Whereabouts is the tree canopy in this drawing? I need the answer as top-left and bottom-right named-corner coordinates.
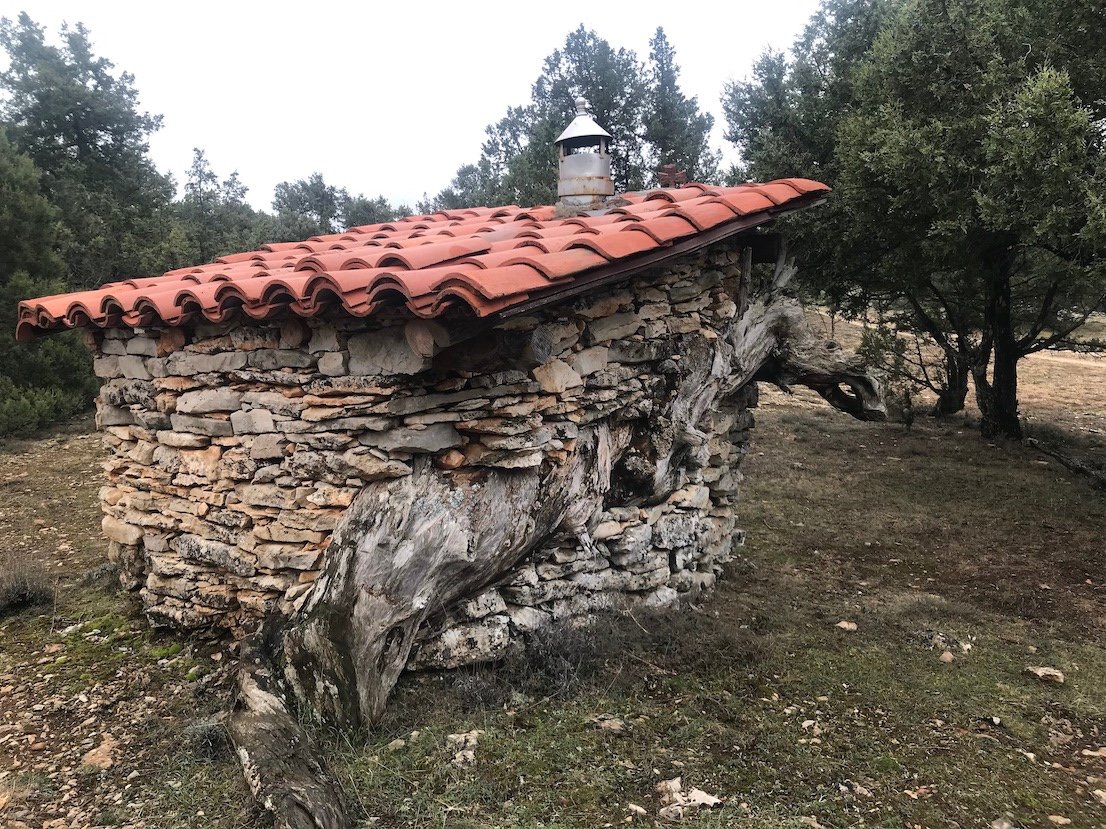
top-left (422, 25), bottom-right (722, 211)
top-left (726, 0), bottom-right (1106, 437)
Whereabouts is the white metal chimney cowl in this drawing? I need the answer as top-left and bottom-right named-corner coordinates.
top-left (555, 97), bottom-right (615, 206)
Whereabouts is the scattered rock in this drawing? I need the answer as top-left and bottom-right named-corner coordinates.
top-left (1047, 816), bottom-right (1072, 826)
top-left (836, 620), bottom-right (857, 632)
top-left (1024, 666), bottom-right (1065, 684)
top-left (589, 714), bottom-right (626, 733)
top-left (653, 775), bottom-right (722, 820)
top-left (447, 729), bottom-right (485, 767)
top-left (81, 734), bottom-right (117, 770)
top-left (939, 650), bottom-right (955, 664)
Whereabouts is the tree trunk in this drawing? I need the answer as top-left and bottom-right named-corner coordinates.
top-left (931, 351), bottom-right (969, 416)
top-left (226, 285), bottom-right (885, 829)
top-left (979, 269), bottom-right (1023, 439)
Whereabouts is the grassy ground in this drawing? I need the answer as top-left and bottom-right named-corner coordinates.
top-left (2, 354), bottom-right (1105, 828)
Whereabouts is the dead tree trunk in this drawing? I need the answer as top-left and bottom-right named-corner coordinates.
top-left (227, 279), bottom-right (884, 829)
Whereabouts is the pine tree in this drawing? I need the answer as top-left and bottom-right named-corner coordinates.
top-left (644, 27), bottom-right (720, 185)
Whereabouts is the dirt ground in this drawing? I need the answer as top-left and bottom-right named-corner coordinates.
top-left (1, 344), bottom-right (1104, 828)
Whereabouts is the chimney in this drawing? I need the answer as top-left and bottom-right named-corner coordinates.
top-left (555, 97), bottom-right (614, 208)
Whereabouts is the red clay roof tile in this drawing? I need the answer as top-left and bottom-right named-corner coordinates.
top-left (15, 179), bottom-right (828, 341)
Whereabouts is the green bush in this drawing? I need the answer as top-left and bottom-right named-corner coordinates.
top-left (0, 274), bottom-right (98, 438)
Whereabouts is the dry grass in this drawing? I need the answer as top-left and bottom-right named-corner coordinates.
top-left (0, 552), bottom-right (52, 617)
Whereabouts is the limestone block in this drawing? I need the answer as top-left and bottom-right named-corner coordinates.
top-left (670, 570), bottom-right (717, 593)
top-left (253, 543), bottom-right (322, 571)
top-left (98, 404), bottom-right (135, 427)
top-left (176, 388), bottom-right (244, 414)
top-left (607, 524), bottom-right (652, 559)
top-left (456, 590), bottom-right (508, 620)
top-left (155, 430), bottom-right (209, 448)
top-left (178, 446), bottom-right (223, 479)
top-left (348, 328), bottom-right (430, 377)
top-left (236, 484), bottom-right (310, 510)
top-left (608, 340), bottom-right (668, 364)
top-left (167, 351), bottom-right (248, 376)
top-left (411, 615), bottom-right (512, 670)
top-left (668, 314), bottom-right (702, 335)
top-left (360, 424), bottom-right (463, 454)
top-left (643, 586), bottom-right (679, 608)
top-left (591, 520), bottom-right (623, 541)
top-left (93, 356), bottom-right (122, 379)
top-left (249, 432), bottom-right (287, 460)
top-left (242, 391), bottom-right (305, 417)
top-left (102, 516), bottom-right (143, 545)
top-left (505, 604), bottom-right (550, 633)
top-left (575, 289), bottom-right (631, 319)
top-left (567, 346), bottom-right (609, 377)
top-left (668, 485), bottom-right (711, 510)
top-left (586, 312), bottom-right (641, 343)
top-left (338, 449), bottom-right (411, 480)
top-left (230, 407), bottom-right (276, 435)
top-left (117, 355), bottom-right (151, 380)
top-left (248, 349), bottom-right (317, 370)
top-left (170, 413), bottom-right (234, 437)
top-left (125, 336), bottom-right (158, 357)
top-left (168, 533), bottom-right (256, 577)
top-left (318, 351), bottom-right (348, 376)
top-left (308, 325), bottom-right (340, 353)
top-left (653, 513), bottom-right (704, 549)
top-left (611, 548), bottom-right (669, 574)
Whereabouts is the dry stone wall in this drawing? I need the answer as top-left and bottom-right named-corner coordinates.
top-left (91, 245), bottom-right (756, 669)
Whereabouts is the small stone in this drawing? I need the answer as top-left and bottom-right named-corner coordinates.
top-left (386, 738), bottom-right (406, 751)
top-left (435, 449), bottom-right (465, 470)
top-left (81, 734), bottom-right (117, 770)
top-left (532, 359), bottom-right (583, 393)
top-left (231, 408), bottom-right (276, 435)
top-left (939, 650), bottom-right (955, 664)
top-left (836, 621), bottom-right (858, 632)
top-left (1047, 816), bottom-right (1072, 825)
top-left (567, 345), bottom-right (608, 377)
top-left (101, 516), bottom-right (143, 545)
top-left (318, 351), bottom-right (348, 376)
top-left (586, 312), bottom-right (641, 342)
top-left (1024, 666), bottom-right (1064, 684)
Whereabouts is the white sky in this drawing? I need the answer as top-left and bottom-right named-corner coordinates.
top-left (1, 0), bottom-right (820, 210)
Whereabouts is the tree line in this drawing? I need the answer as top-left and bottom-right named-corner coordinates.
top-left (2, 3), bottom-right (1104, 441)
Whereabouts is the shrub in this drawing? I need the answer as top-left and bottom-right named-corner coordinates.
top-left (0, 553), bottom-right (52, 616)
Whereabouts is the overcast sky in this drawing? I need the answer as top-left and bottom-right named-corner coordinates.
top-left (1, 0), bottom-right (820, 209)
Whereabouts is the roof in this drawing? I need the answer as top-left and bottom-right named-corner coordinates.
top-left (15, 178), bottom-right (828, 342)
top-left (556, 97), bottom-right (613, 145)
top-left (556, 113), bottom-right (612, 144)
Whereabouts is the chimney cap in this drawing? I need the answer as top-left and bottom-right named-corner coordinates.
top-left (555, 97), bottom-right (612, 145)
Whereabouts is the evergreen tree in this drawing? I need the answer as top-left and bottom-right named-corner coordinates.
top-left (177, 149), bottom-right (269, 262)
top-left (272, 173), bottom-right (347, 239)
top-left (0, 13), bottom-right (179, 286)
top-left (838, 0), bottom-right (1105, 438)
top-left (428, 26), bottom-right (725, 211)
top-left (0, 129), bottom-right (97, 436)
top-left (644, 27), bottom-right (720, 184)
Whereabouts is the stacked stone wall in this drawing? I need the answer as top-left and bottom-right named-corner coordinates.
top-left (91, 245), bottom-right (756, 668)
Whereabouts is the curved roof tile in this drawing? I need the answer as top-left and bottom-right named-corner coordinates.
top-left (15, 178), bottom-right (828, 341)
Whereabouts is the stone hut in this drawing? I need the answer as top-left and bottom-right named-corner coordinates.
top-left (15, 106), bottom-right (880, 698)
